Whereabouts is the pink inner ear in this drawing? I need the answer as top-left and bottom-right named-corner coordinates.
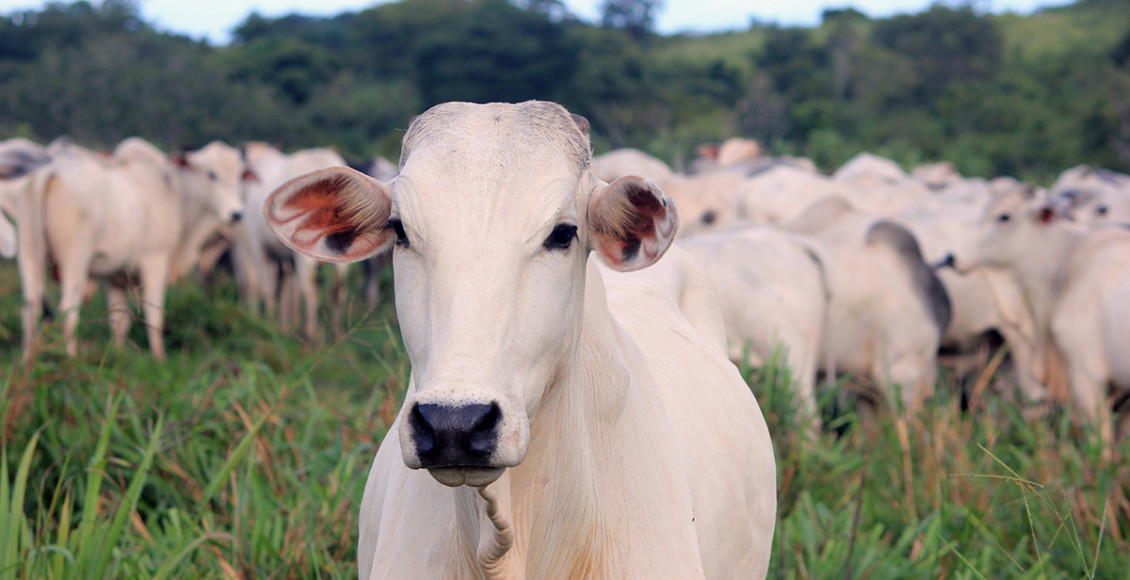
top-left (1038, 206), bottom-right (1055, 224)
top-left (277, 182), bottom-right (356, 252)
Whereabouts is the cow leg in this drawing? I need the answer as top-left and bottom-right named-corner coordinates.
top-left (139, 256), bottom-right (169, 361)
top-left (16, 235), bottom-right (45, 359)
top-left (106, 282), bottom-right (131, 347)
top-left (295, 256), bottom-right (320, 341)
top-left (57, 258), bottom-right (92, 358)
top-left (277, 261), bottom-right (296, 331)
top-left (997, 323), bottom-right (1048, 405)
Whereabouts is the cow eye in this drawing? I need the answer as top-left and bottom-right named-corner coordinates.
top-left (207, 170), bottom-right (218, 181)
top-left (1096, 205), bottom-right (1109, 216)
top-left (387, 218), bottom-right (409, 248)
top-left (544, 223), bottom-right (577, 251)
top-left (996, 213), bottom-right (1011, 223)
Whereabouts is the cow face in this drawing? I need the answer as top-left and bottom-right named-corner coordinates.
top-left (951, 185), bottom-right (1051, 272)
top-left (263, 101), bottom-right (677, 488)
top-left (178, 142), bottom-right (247, 224)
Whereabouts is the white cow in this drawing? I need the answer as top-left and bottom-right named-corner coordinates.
top-left (786, 196), bottom-right (951, 414)
top-left (16, 138), bottom-right (245, 360)
top-left (263, 101), bottom-right (777, 579)
top-left (236, 143), bottom-right (351, 340)
top-left (894, 186), bottom-right (1047, 404)
top-left (679, 225), bottom-right (828, 430)
top-left (952, 189), bottom-right (1130, 446)
top-left (1049, 165), bottom-right (1130, 226)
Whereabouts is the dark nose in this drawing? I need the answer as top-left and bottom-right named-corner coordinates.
top-left (932, 253), bottom-right (956, 270)
top-left (410, 402), bottom-right (501, 468)
top-left (230, 211), bottom-right (243, 223)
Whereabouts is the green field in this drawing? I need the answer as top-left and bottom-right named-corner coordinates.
top-left (1, 260), bottom-right (1128, 578)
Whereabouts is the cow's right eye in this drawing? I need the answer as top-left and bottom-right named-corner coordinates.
top-left (387, 219), bottom-right (409, 248)
top-left (996, 213), bottom-right (1011, 223)
top-left (544, 223), bottom-right (577, 251)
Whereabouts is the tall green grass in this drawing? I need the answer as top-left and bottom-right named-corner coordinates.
top-left (1, 260), bottom-right (1128, 577)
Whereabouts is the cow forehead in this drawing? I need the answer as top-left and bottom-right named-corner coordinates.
top-left (393, 163), bottom-right (582, 243)
top-left (190, 142), bottom-right (241, 175)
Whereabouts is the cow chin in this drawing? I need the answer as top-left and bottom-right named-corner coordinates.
top-left (427, 466), bottom-right (506, 488)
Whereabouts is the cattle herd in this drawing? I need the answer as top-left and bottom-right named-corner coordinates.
top-left (1, 100), bottom-right (1129, 577)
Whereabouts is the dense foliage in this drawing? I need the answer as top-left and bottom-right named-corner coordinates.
top-left (2, 0), bottom-right (1128, 182)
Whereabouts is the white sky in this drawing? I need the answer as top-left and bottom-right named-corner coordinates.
top-left (0, 0), bottom-right (1074, 45)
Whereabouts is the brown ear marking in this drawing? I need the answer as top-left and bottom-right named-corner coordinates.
top-left (590, 176), bottom-right (675, 268)
top-left (266, 168), bottom-right (396, 262)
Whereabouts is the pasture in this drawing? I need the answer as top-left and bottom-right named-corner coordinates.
top-left (1, 258), bottom-right (1127, 578)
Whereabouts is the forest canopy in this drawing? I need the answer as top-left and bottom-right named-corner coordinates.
top-left (2, 0), bottom-right (1129, 182)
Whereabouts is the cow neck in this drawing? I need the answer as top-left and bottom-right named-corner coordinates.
top-left (1014, 222), bottom-right (1083, 327)
top-left (450, 262), bottom-right (633, 580)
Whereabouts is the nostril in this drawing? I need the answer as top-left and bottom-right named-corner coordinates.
top-left (410, 404), bottom-right (437, 454)
top-left (230, 211), bottom-right (243, 223)
top-left (467, 403), bottom-right (501, 454)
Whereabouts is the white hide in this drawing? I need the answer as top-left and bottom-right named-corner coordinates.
top-left (590, 147), bottom-right (676, 184)
top-left (679, 225), bottom-right (828, 427)
top-left (1051, 227), bottom-right (1130, 443)
top-left (785, 197), bottom-right (948, 413)
top-left (262, 101), bottom-right (776, 579)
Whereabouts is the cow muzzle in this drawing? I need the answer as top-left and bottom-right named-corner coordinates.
top-left (399, 385), bottom-right (530, 487)
top-left (410, 402), bottom-right (501, 467)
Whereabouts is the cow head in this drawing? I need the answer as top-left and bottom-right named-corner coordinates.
top-left (950, 184), bottom-right (1054, 273)
top-left (175, 142), bottom-right (247, 224)
top-left (264, 101), bottom-right (677, 488)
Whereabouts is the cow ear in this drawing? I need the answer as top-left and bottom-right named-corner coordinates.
top-left (1036, 204), bottom-right (1056, 225)
top-left (588, 176), bottom-right (678, 272)
top-left (264, 166), bottom-right (395, 263)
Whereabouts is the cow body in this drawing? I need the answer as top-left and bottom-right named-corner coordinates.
top-left (786, 197), bottom-right (950, 413)
top-left (679, 225), bottom-right (828, 429)
top-left (263, 101), bottom-right (776, 579)
top-left (17, 138), bottom-right (244, 359)
top-left (236, 143), bottom-right (351, 339)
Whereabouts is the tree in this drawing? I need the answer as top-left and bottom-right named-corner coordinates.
top-left (600, 0), bottom-right (661, 41)
top-left (411, 0), bottom-right (578, 106)
top-left (870, 6), bottom-right (1002, 105)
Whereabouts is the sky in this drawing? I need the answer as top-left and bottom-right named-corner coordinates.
top-left (0, 0), bottom-right (1074, 45)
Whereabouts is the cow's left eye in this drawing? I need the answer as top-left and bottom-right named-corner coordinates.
top-left (544, 223), bottom-right (577, 251)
